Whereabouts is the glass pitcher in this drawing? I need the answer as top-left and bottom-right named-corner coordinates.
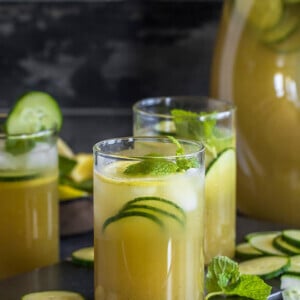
top-left (210, 0), bottom-right (300, 226)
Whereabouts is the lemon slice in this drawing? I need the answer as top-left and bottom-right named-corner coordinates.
top-left (70, 153), bottom-right (93, 183)
top-left (57, 137), bottom-right (75, 159)
top-left (59, 184), bottom-right (88, 200)
top-left (236, 0), bottom-right (283, 31)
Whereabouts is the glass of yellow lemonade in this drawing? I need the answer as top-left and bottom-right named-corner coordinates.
top-left (93, 136), bottom-right (205, 300)
top-left (0, 114), bottom-right (59, 279)
top-left (210, 0), bottom-right (300, 226)
top-left (133, 97), bottom-right (236, 264)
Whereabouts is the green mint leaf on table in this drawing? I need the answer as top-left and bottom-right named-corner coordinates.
top-left (123, 136), bottom-right (198, 176)
top-left (205, 256), bottom-right (272, 300)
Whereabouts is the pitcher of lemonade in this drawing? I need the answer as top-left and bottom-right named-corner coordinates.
top-left (211, 0), bottom-right (300, 226)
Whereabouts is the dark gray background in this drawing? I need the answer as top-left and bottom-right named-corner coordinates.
top-left (0, 0), bottom-right (223, 151)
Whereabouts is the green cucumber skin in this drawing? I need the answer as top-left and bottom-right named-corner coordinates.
top-left (102, 210), bottom-right (164, 232)
top-left (273, 236), bottom-right (300, 255)
top-left (206, 147), bottom-right (235, 174)
top-left (282, 230), bottom-right (300, 248)
top-left (121, 204), bottom-right (185, 227)
top-left (0, 173), bottom-right (39, 182)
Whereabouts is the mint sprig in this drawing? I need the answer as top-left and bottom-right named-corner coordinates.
top-left (123, 136), bottom-right (199, 176)
top-left (171, 109), bottom-right (218, 158)
top-left (206, 256), bottom-right (272, 300)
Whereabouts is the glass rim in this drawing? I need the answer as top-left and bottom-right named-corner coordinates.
top-left (0, 113), bottom-right (58, 140)
top-left (93, 136), bottom-right (205, 161)
top-left (133, 96), bottom-right (235, 120)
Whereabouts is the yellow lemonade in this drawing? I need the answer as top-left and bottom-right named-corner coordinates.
top-left (94, 159), bottom-right (205, 300)
top-left (211, 0), bottom-right (300, 225)
top-left (133, 98), bottom-right (236, 263)
top-left (0, 172), bottom-right (59, 279)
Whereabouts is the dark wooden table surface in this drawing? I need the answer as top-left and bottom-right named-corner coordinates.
top-left (0, 214), bottom-right (289, 300)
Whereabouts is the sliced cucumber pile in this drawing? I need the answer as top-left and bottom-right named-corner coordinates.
top-left (71, 247), bottom-right (94, 267)
top-left (22, 290), bottom-right (85, 300)
top-left (102, 196), bottom-right (186, 233)
top-left (236, 229), bottom-right (300, 280)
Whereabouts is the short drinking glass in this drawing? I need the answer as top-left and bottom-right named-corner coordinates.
top-left (0, 115), bottom-right (59, 279)
top-left (93, 136), bottom-right (205, 300)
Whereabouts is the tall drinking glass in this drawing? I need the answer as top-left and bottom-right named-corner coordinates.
top-left (133, 97), bottom-right (236, 264)
top-left (93, 136), bottom-right (205, 300)
top-left (0, 114), bottom-right (59, 279)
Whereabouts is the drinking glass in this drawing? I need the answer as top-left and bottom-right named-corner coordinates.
top-left (0, 114), bottom-right (59, 279)
top-left (133, 96), bottom-right (236, 263)
top-left (93, 136), bottom-right (205, 300)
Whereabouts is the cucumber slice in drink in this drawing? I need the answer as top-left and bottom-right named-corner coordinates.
top-left (273, 235), bottom-right (300, 255)
top-left (286, 255), bottom-right (300, 275)
top-left (5, 91), bottom-right (63, 135)
top-left (122, 196), bottom-right (186, 224)
top-left (239, 256), bottom-right (290, 279)
top-left (154, 120), bottom-right (176, 135)
top-left (248, 231), bottom-right (287, 256)
top-left (235, 242), bottom-right (264, 259)
top-left (71, 247), bottom-right (94, 267)
top-left (0, 171), bottom-right (39, 182)
top-left (235, 0), bottom-right (283, 31)
top-left (260, 5), bottom-right (300, 44)
top-left (282, 230), bottom-right (300, 247)
top-left (205, 148), bottom-right (235, 203)
top-left (102, 210), bottom-right (164, 233)
top-left (22, 291), bottom-right (85, 300)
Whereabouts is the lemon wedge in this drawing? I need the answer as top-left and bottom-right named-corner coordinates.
top-left (57, 137), bottom-right (75, 159)
top-left (59, 184), bottom-right (88, 200)
top-left (70, 153), bottom-right (93, 183)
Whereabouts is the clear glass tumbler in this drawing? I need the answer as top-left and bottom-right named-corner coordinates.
top-left (133, 96), bottom-right (236, 263)
top-left (0, 114), bottom-right (59, 280)
top-left (93, 136), bottom-right (205, 300)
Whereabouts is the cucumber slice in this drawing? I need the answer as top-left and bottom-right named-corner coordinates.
top-left (154, 120), bottom-right (176, 135)
top-left (235, 242), bottom-right (264, 259)
top-left (282, 288), bottom-right (300, 300)
top-left (235, 0), bottom-right (283, 31)
top-left (286, 255), bottom-right (300, 275)
top-left (281, 274), bottom-right (300, 290)
top-left (273, 235), bottom-right (300, 255)
top-left (248, 232), bottom-right (287, 256)
top-left (121, 204), bottom-right (185, 227)
top-left (0, 171), bottom-right (39, 182)
top-left (245, 230), bottom-right (280, 242)
top-left (5, 91), bottom-right (62, 135)
top-left (239, 256), bottom-right (290, 279)
top-left (260, 5), bottom-right (300, 44)
top-left (22, 291), bottom-right (85, 300)
top-left (102, 210), bottom-right (164, 232)
top-left (71, 247), bottom-right (94, 267)
top-left (282, 230), bottom-right (300, 248)
top-left (122, 196), bottom-right (186, 224)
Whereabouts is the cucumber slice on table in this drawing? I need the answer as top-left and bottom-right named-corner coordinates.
top-left (235, 242), bottom-right (264, 259)
top-left (22, 291), bottom-right (85, 300)
top-left (273, 235), bottom-right (300, 255)
top-left (5, 91), bottom-right (62, 135)
top-left (71, 247), bottom-right (94, 267)
top-left (282, 230), bottom-right (300, 248)
top-left (286, 255), bottom-right (300, 275)
top-left (281, 274), bottom-right (300, 290)
top-left (239, 256), bottom-right (290, 280)
top-left (248, 231), bottom-right (287, 256)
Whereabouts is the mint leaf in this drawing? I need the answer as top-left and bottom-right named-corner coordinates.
top-left (205, 256), bottom-right (272, 300)
top-left (206, 256), bottom-right (240, 292)
top-left (123, 158), bottom-right (178, 176)
top-left (225, 274), bottom-right (272, 300)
